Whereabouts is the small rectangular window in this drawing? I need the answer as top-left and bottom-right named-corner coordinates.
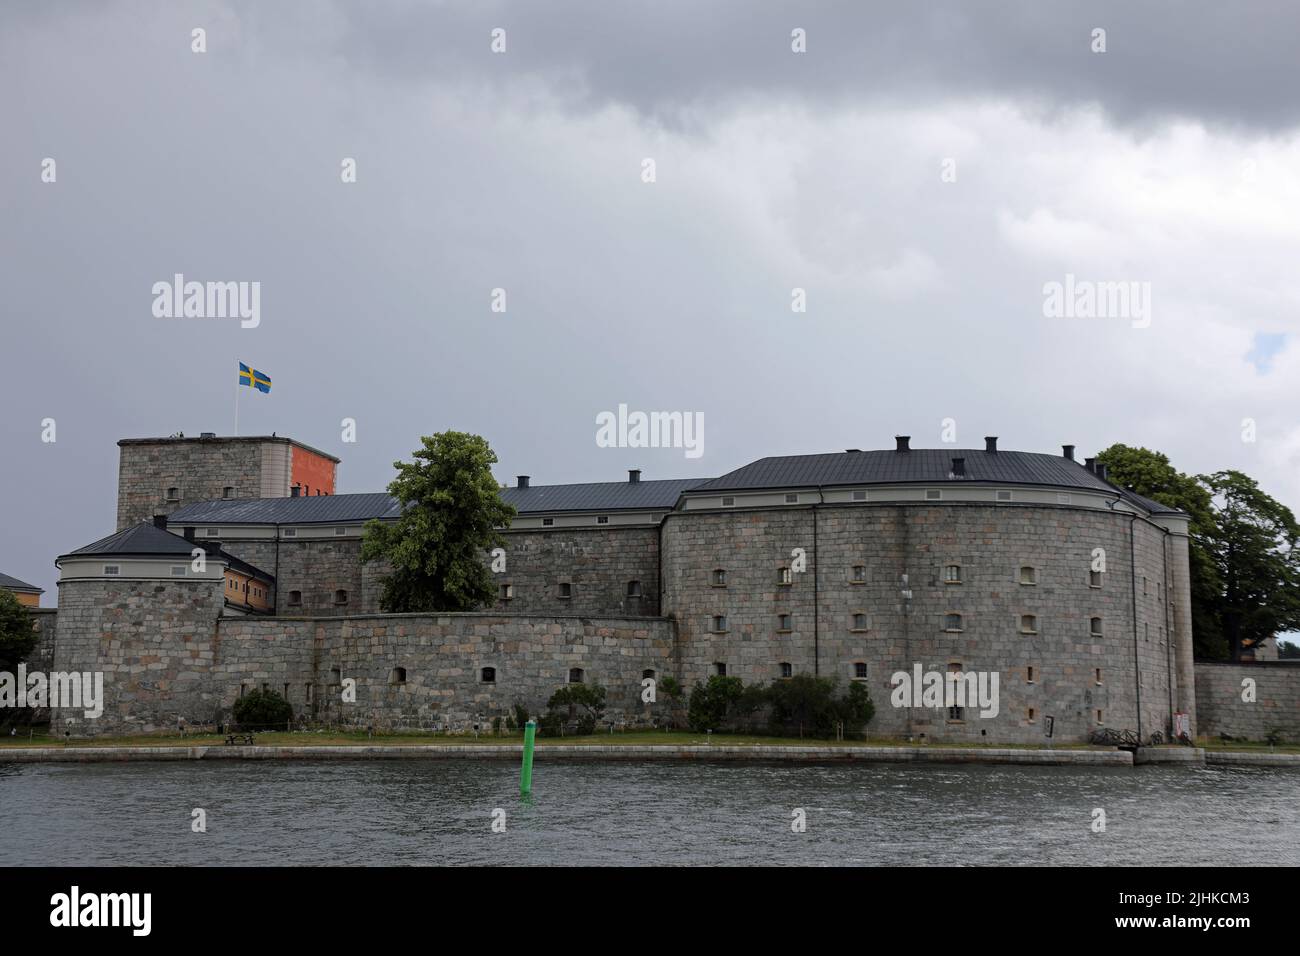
top-left (558, 582), bottom-right (572, 599)
top-left (944, 613), bottom-right (963, 631)
top-left (785, 493), bottom-right (799, 504)
top-left (1020, 566), bottom-right (1037, 585)
top-left (171, 565), bottom-right (187, 576)
top-left (1027, 665), bottom-right (1035, 683)
top-left (206, 528), bottom-right (220, 537)
top-left (852, 613), bottom-right (868, 631)
top-left (596, 515), bottom-right (609, 524)
top-left (851, 490), bottom-right (867, 502)
top-left (541, 518), bottom-right (554, 527)
top-left (721, 496), bottom-right (735, 507)
top-left (1089, 570), bottom-right (1103, 588)
top-left (777, 567), bottom-right (793, 586)
top-left (711, 615), bottom-right (727, 633)
top-left (1090, 617), bottom-right (1103, 637)
top-left (851, 565), bottom-right (866, 583)
top-left (334, 527), bottom-right (346, 536)
top-left (853, 662), bottom-right (868, 680)
top-left (925, 489), bottom-right (942, 500)
top-left (779, 662), bottom-right (793, 678)
top-left (283, 528), bottom-right (297, 538)
top-left (714, 662), bottom-right (727, 677)
top-left (996, 490), bottom-right (1013, 501)
top-left (712, 569), bottom-right (727, 587)
top-left (166, 487), bottom-right (180, 501)
top-left (103, 565), bottom-right (120, 576)
top-left (1057, 493), bottom-right (1071, 504)
top-left (1020, 614), bottom-right (1037, 634)
top-left (222, 487), bottom-right (234, 499)
top-left (944, 564), bottom-right (962, 583)
top-left (500, 584), bottom-right (513, 600)
top-left (777, 614), bottom-right (792, 631)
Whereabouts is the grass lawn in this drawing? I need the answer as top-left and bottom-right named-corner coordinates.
top-left (0, 728), bottom-right (1097, 750)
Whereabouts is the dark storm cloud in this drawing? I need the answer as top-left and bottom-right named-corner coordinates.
top-left (319, 0), bottom-right (1300, 131)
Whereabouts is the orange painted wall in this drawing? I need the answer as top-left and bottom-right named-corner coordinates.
top-left (291, 447), bottom-right (336, 496)
top-left (224, 569), bottom-right (274, 612)
top-left (11, 590), bottom-right (40, 608)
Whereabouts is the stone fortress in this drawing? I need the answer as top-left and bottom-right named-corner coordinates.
top-left (31, 433), bottom-right (1300, 742)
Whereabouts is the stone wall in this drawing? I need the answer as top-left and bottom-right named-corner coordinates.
top-left (1194, 662), bottom-right (1300, 741)
top-left (492, 527), bottom-right (662, 616)
top-left (213, 613), bottom-right (676, 731)
top-left (117, 439), bottom-right (269, 530)
top-left (661, 504), bottom-right (1182, 744)
top-left (48, 573), bottom-right (677, 735)
top-left (52, 577), bottom-right (227, 734)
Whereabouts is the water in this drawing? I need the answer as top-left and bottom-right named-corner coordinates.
top-left (1, 760), bottom-right (1296, 866)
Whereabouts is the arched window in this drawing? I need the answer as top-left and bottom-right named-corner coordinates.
top-left (944, 613), bottom-right (963, 632)
top-left (334, 589), bottom-right (348, 605)
top-left (641, 669), bottom-right (656, 679)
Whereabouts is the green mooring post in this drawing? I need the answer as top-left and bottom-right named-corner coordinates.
top-left (520, 720), bottom-right (537, 795)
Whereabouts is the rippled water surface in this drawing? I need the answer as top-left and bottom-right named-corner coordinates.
top-left (1, 760), bottom-right (1296, 865)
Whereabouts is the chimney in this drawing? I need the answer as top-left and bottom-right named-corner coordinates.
top-left (895, 435), bottom-right (910, 452)
top-left (1096, 463), bottom-right (1109, 481)
top-left (628, 469), bottom-right (641, 484)
top-left (951, 457), bottom-right (966, 477)
top-left (517, 475), bottom-right (530, 489)
top-left (291, 485), bottom-right (301, 497)
top-left (183, 527), bottom-right (195, 542)
top-left (985, 436), bottom-right (998, 453)
top-left (152, 514), bottom-right (168, 530)
top-left (1062, 444), bottom-right (1075, 461)
top-left (1084, 457), bottom-right (1096, 473)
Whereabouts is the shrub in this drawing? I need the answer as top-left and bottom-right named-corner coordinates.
top-left (546, 682), bottom-right (607, 735)
top-left (0, 590), bottom-right (37, 673)
top-left (766, 674), bottom-right (874, 738)
top-left (687, 675), bottom-right (748, 732)
top-left (512, 702), bottom-right (529, 729)
top-left (231, 689), bottom-right (293, 731)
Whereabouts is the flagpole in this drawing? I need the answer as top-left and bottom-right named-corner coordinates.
top-left (234, 362), bottom-right (240, 436)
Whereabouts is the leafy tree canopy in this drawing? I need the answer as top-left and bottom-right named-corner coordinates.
top-left (0, 590), bottom-right (37, 673)
top-left (361, 432), bottom-right (516, 613)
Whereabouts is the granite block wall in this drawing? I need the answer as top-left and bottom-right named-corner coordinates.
top-left (1195, 662), bottom-right (1300, 741)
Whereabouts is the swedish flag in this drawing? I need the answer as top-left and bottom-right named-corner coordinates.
top-left (239, 362), bottom-right (271, 394)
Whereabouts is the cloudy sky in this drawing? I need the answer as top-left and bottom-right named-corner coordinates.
top-left (3, 1), bottom-right (1300, 600)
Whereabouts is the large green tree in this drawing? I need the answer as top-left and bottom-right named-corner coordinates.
top-left (1200, 470), bottom-right (1300, 662)
top-left (0, 589), bottom-right (38, 673)
top-left (361, 432), bottom-right (516, 612)
top-left (1096, 444), bottom-right (1223, 657)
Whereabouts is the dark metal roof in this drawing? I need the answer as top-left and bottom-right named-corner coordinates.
top-left (500, 478), bottom-right (706, 513)
top-left (1116, 488), bottom-right (1185, 516)
top-left (169, 493), bottom-right (402, 525)
top-left (66, 523), bottom-right (199, 557)
top-left (59, 523), bottom-right (275, 580)
top-left (0, 571), bottom-right (42, 593)
top-left (691, 449), bottom-right (1122, 494)
top-left (167, 479), bottom-right (706, 523)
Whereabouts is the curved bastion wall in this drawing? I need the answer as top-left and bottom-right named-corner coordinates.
top-left (660, 502), bottom-right (1194, 744)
